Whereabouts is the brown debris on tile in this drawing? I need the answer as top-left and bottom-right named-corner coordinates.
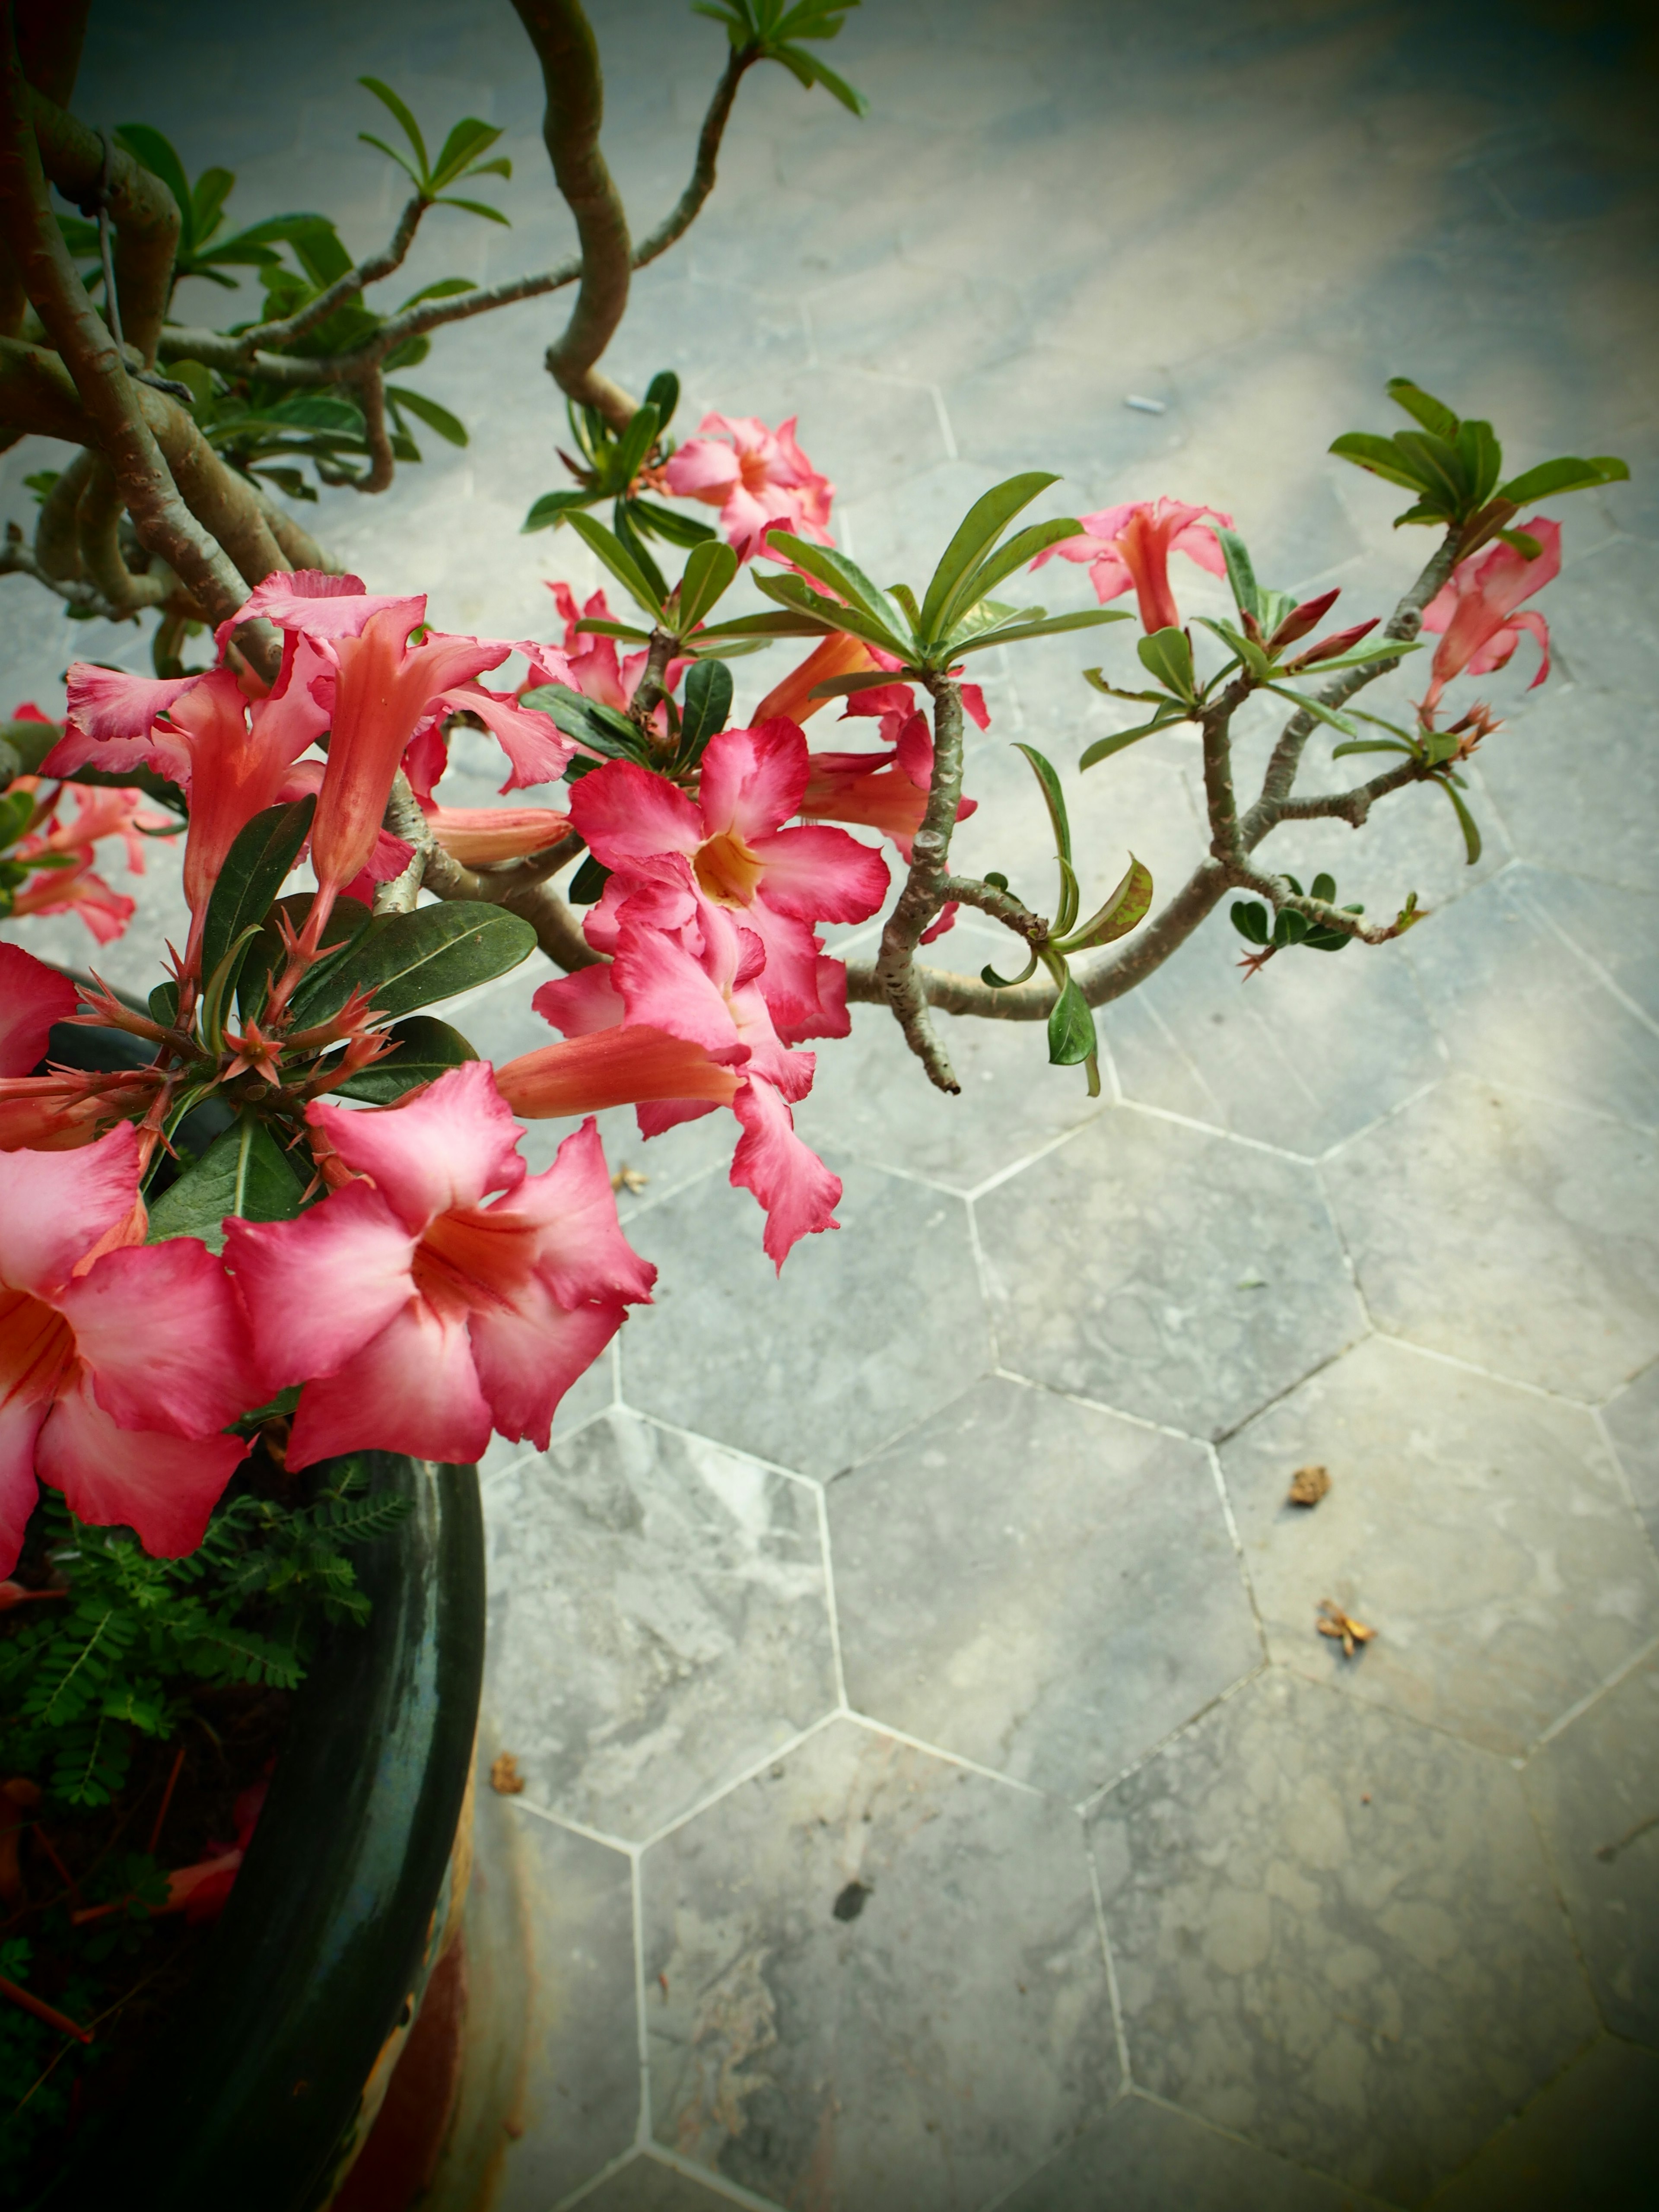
top-left (1287, 1462), bottom-right (1331, 1507)
top-left (610, 1163), bottom-right (648, 1194)
top-left (1317, 1600), bottom-right (1375, 1658)
top-left (489, 1751), bottom-right (527, 1795)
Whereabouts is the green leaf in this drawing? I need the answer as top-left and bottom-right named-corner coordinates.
top-left (1013, 741), bottom-right (1073, 872)
top-left (358, 77), bottom-right (430, 180)
top-left (918, 471), bottom-right (1060, 642)
top-left (950, 607), bottom-right (1130, 656)
top-left (146, 1114), bottom-right (305, 1255)
top-left (1455, 419), bottom-right (1503, 508)
top-left (431, 195), bottom-right (509, 225)
top-left (676, 537), bottom-right (740, 634)
top-left (190, 166), bottom-right (235, 249)
top-left (1435, 775), bottom-right (1483, 865)
top-left (521, 681), bottom-right (642, 759)
top-left (115, 125), bottom-right (194, 243)
top-left (397, 275), bottom-right (477, 311)
top-left (430, 116), bottom-right (505, 191)
top-left (808, 670), bottom-right (912, 701)
top-left (697, 608), bottom-right (836, 641)
top-left (199, 797), bottom-right (315, 989)
top-left (565, 509), bottom-right (665, 616)
top-left (1262, 681), bottom-right (1359, 737)
top-left (1393, 431), bottom-right (1470, 512)
top-left (1211, 525), bottom-right (1262, 623)
top-left (288, 904), bottom-right (536, 1028)
top-left (238, 893), bottom-right (372, 1021)
top-left (1310, 872), bottom-right (1336, 904)
top-left (626, 496), bottom-right (716, 548)
top-left (643, 370), bottom-right (680, 431)
top-left (1195, 615), bottom-right (1271, 680)
top-left (1055, 855), bottom-right (1154, 952)
top-left (679, 658), bottom-right (734, 763)
top-left (1290, 636), bottom-right (1419, 674)
top-left (1136, 626), bottom-right (1196, 699)
top-left (1328, 432), bottom-right (1433, 493)
top-left (1329, 737), bottom-right (1415, 759)
top-left (385, 385), bottom-right (468, 446)
top-left (613, 400), bottom-right (663, 491)
top-left (1077, 712), bottom-right (1183, 770)
top-left (761, 528), bottom-right (910, 641)
top-left (786, 49), bottom-right (868, 114)
top-left (944, 517), bottom-right (1082, 631)
top-left (149, 980), bottom-right (179, 1029)
top-left (1386, 378), bottom-right (1460, 439)
top-left (1230, 899), bottom-right (1270, 945)
top-left (1494, 454), bottom-right (1630, 504)
top-left (751, 569), bottom-right (906, 653)
top-left (1046, 965), bottom-right (1098, 1068)
top-left (569, 852), bottom-right (610, 904)
top-left (325, 1015), bottom-right (477, 1101)
top-left (522, 487), bottom-right (596, 532)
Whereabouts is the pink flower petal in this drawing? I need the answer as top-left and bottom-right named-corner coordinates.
top-left (569, 760), bottom-right (704, 873)
top-left (60, 664), bottom-right (200, 744)
top-left (308, 1060), bottom-right (527, 1230)
top-left (533, 963), bottom-right (627, 1038)
top-left (0, 1123), bottom-right (142, 1297)
top-left (36, 1372), bottom-right (247, 1558)
top-left (664, 437), bottom-right (741, 504)
top-left (428, 682), bottom-right (575, 793)
top-left (747, 823), bottom-right (888, 924)
top-left (493, 1116), bottom-right (657, 1309)
top-left (285, 1298), bottom-right (494, 1470)
top-left (697, 720), bottom-right (808, 840)
top-left (0, 944), bottom-right (77, 1078)
top-left (610, 923), bottom-right (749, 1062)
top-left (56, 1239), bottom-right (257, 1440)
top-left (0, 1392), bottom-right (48, 1578)
top-left (224, 1182), bottom-right (417, 1392)
top-left (234, 572), bottom-right (423, 642)
top-left (730, 1077), bottom-right (841, 1270)
top-left (466, 1278), bottom-right (623, 1448)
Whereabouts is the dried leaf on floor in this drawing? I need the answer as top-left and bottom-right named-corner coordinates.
top-left (489, 1752), bottom-right (526, 1795)
top-left (1288, 1462), bottom-right (1331, 1507)
top-left (610, 1164), bottom-right (648, 1194)
top-left (1317, 1599), bottom-right (1375, 1658)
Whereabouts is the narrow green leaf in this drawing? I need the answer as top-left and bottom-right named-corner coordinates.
top-left (918, 472), bottom-right (1061, 642)
top-left (1494, 454), bottom-right (1631, 505)
top-left (358, 131), bottom-right (423, 193)
top-left (1291, 636), bottom-right (1419, 674)
top-left (612, 502), bottom-right (670, 605)
top-left (613, 401), bottom-right (663, 492)
top-left (519, 682), bottom-right (642, 758)
top-left (1046, 964), bottom-right (1098, 1068)
top-left (676, 537), bottom-right (740, 634)
top-left (1329, 737), bottom-right (1414, 759)
top-left (1055, 855), bottom-right (1154, 952)
top-left (626, 496), bottom-right (715, 548)
top-left (1436, 775), bottom-right (1483, 864)
top-left (326, 1015), bottom-right (477, 1101)
top-left (1078, 712), bottom-right (1183, 769)
top-left (643, 370), bottom-right (680, 431)
top-left (358, 77), bottom-right (430, 178)
top-left (1328, 432), bottom-right (1432, 493)
top-left (430, 117), bottom-right (504, 192)
top-left (146, 1114), bottom-right (305, 1255)
top-left (1456, 419), bottom-right (1503, 508)
top-left (938, 516), bottom-right (1078, 639)
top-left (569, 853), bottom-right (610, 904)
top-left (1262, 681), bottom-right (1360, 737)
top-left (751, 569), bottom-right (908, 654)
top-left (287, 905), bottom-right (535, 1028)
top-left (697, 607), bottom-right (839, 640)
top-left (565, 509), bottom-right (664, 616)
top-left (1393, 430), bottom-right (1470, 512)
top-left (385, 385), bottom-right (468, 446)
top-left (760, 528), bottom-right (910, 640)
top-left (1013, 741), bottom-right (1073, 869)
top-left (1195, 615), bottom-right (1271, 680)
top-left (679, 658), bottom-right (734, 763)
top-left (114, 126), bottom-right (194, 240)
top-left (200, 798), bottom-right (315, 988)
top-left (1212, 525), bottom-right (1262, 623)
top-left (1136, 626), bottom-right (1196, 699)
top-left (808, 671), bottom-right (915, 701)
top-left (432, 195), bottom-right (509, 225)
top-left (522, 488), bottom-right (595, 532)
top-left (1386, 378), bottom-right (1460, 439)
top-left (950, 607), bottom-right (1131, 656)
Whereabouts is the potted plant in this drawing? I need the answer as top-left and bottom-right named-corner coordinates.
top-left (0, 0), bottom-right (1627, 2199)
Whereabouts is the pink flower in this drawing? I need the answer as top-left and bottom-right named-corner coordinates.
top-left (1418, 517), bottom-right (1560, 716)
top-left (569, 719), bottom-right (888, 1043)
top-left (530, 889), bottom-right (840, 1268)
top-left (664, 414), bottom-right (835, 561)
top-left (800, 683), bottom-right (980, 863)
top-left (421, 804), bottom-right (572, 867)
top-left (224, 1062), bottom-right (655, 1468)
top-left (751, 633), bottom-right (880, 727)
top-left (0, 1124), bottom-right (255, 1575)
top-left (0, 944), bottom-right (77, 1077)
top-left (1034, 499), bottom-right (1233, 630)
top-left (9, 856), bottom-right (136, 944)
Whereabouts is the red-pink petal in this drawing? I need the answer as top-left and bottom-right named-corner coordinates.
top-left (747, 823), bottom-right (888, 924)
top-left (532, 964), bottom-right (627, 1038)
top-left (285, 1299), bottom-right (493, 1470)
top-left (730, 1077), bottom-right (841, 1270)
top-left (664, 438), bottom-right (741, 503)
top-left (223, 1183), bottom-right (416, 1392)
top-left (61, 664), bottom-right (200, 744)
top-left (466, 1280), bottom-right (623, 1448)
top-left (56, 1239), bottom-right (257, 1440)
top-left (0, 1123), bottom-right (141, 1297)
top-left (697, 720), bottom-right (808, 841)
top-left (308, 1061), bottom-right (526, 1231)
top-left (496, 1116), bottom-right (657, 1309)
top-left (427, 683), bottom-right (575, 793)
top-left (36, 1372), bottom-right (247, 1558)
top-left (569, 760), bottom-right (703, 872)
top-left (610, 925), bottom-right (747, 1062)
top-left (0, 944), bottom-right (77, 1078)
top-left (0, 1393), bottom-right (48, 1579)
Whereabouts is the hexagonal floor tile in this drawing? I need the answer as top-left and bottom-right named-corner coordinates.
top-left (827, 1375), bottom-right (1260, 1797)
top-left (1524, 1646), bottom-right (1659, 2046)
top-left (1089, 1672), bottom-right (1597, 2207)
top-left (567, 2154), bottom-right (746, 2211)
top-left (1602, 1357), bottom-right (1659, 1551)
top-left (620, 1157), bottom-right (992, 1479)
top-left (1400, 866), bottom-right (1659, 1131)
top-left (1101, 923), bottom-right (1445, 1160)
top-left (977, 1108), bottom-right (1365, 1440)
top-left (1479, 677), bottom-right (1659, 896)
top-left (1424, 2037), bottom-right (1659, 2212)
top-left (1322, 1076), bottom-right (1659, 1402)
top-left (998, 2090), bottom-right (1393, 2212)
top-left (483, 1412), bottom-right (836, 1840)
top-left (641, 1716), bottom-right (1116, 2211)
top-left (1217, 1337), bottom-right (1659, 1756)
top-left (482, 1805), bottom-right (639, 2212)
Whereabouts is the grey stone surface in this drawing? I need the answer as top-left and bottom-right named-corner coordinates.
top-left (1423, 2038), bottom-right (1659, 2212)
top-left (484, 1412), bottom-right (836, 1840)
top-left (1090, 1672), bottom-right (1599, 2207)
top-left (979, 1107), bottom-right (1365, 1440)
top-left (570, 2155), bottom-right (743, 2212)
top-left (828, 1375), bottom-right (1260, 1796)
top-left (1323, 1076), bottom-right (1659, 1403)
top-left (641, 1717), bottom-right (1117, 2211)
top-left (487, 1806), bottom-right (641, 2212)
top-left (998, 2091), bottom-right (1392, 2212)
top-left (1219, 1336), bottom-right (1659, 1756)
top-left (1524, 1648), bottom-right (1659, 2048)
top-left (1401, 866), bottom-right (1659, 1131)
top-left (622, 1156), bottom-right (993, 1480)
top-left (1603, 1358), bottom-right (1659, 1554)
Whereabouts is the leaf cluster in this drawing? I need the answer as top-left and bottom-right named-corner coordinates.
top-left (696, 0), bottom-right (870, 114)
top-left (0, 1470), bottom-right (408, 1808)
top-left (524, 373), bottom-right (718, 558)
top-left (1330, 377), bottom-right (1627, 556)
top-left (357, 77), bottom-right (512, 222)
top-left (1230, 871), bottom-right (1363, 956)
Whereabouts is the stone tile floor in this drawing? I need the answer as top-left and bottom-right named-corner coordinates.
top-left (5, 0), bottom-right (1658, 2203)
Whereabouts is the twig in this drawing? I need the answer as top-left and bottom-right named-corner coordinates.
top-left (632, 42), bottom-right (756, 268)
top-left (0, 531), bottom-right (123, 619)
top-left (874, 673), bottom-right (968, 1093)
top-left (251, 193), bottom-right (426, 354)
top-left (353, 364), bottom-right (396, 495)
top-left (0, 1974), bottom-right (92, 2045)
top-left (385, 771), bottom-right (602, 969)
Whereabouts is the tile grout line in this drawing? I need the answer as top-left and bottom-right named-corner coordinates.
top-left (636, 1712), bottom-right (844, 1853)
top-left (841, 1707), bottom-right (1049, 1798)
top-left (1205, 1440), bottom-right (1270, 1656)
top-left (1076, 1662), bottom-right (1270, 1819)
top-left (813, 1480), bottom-right (851, 1711)
top-left (1084, 1828), bottom-right (1133, 2091)
top-left (1524, 1631), bottom-right (1659, 1760)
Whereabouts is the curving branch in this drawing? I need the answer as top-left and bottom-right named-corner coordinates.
top-left (0, 0), bottom-right (86, 336)
top-left (28, 86), bottom-right (178, 364)
top-left (873, 674), bottom-right (969, 1093)
top-left (352, 365), bottom-right (396, 495)
top-left (632, 41), bottom-right (758, 268)
top-left (74, 454), bottom-right (172, 611)
top-left (0, 525), bottom-right (122, 619)
top-left (254, 194), bottom-right (426, 354)
top-left (34, 442), bottom-right (95, 577)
